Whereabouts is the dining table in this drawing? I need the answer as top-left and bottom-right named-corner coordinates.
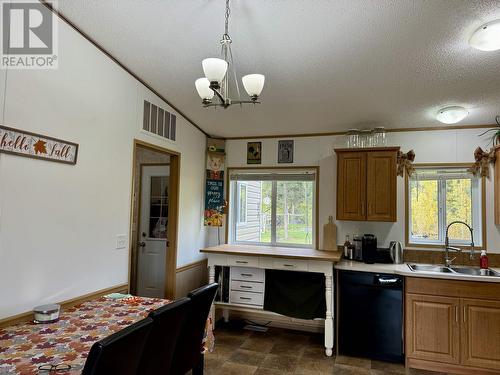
top-left (0, 295), bottom-right (214, 375)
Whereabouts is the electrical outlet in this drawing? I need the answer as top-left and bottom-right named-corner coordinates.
top-left (116, 234), bottom-right (127, 249)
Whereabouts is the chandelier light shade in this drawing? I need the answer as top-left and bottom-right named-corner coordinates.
top-left (202, 58), bottom-right (228, 85)
top-left (195, 78), bottom-right (215, 101)
top-left (195, 0), bottom-right (265, 109)
top-left (436, 106), bottom-right (469, 124)
top-left (242, 74), bottom-right (265, 98)
top-left (469, 19), bottom-right (500, 51)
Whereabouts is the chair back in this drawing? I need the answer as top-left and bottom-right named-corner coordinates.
top-left (171, 283), bottom-right (218, 375)
top-left (82, 317), bottom-right (153, 375)
top-left (139, 297), bottom-right (191, 375)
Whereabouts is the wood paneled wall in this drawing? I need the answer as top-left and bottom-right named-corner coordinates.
top-left (175, 259), bottom-right (208, 298)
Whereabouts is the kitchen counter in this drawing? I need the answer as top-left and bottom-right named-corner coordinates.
top-left (335, 260), bottom-right (500, 283)
top-left (201, 244), bottom-right (342, 262)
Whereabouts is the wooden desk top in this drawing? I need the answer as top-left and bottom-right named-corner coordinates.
top-left (200, 244), bottom-right (342, 262)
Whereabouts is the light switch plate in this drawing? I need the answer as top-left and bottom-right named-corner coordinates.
top-left (116, 234), bottom-right (127, 249)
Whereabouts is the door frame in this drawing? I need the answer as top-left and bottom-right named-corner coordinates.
top-left (129, 139), bottom-right (180, 300)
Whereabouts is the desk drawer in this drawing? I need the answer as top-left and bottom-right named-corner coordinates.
top-left (272, 258), bottom-right (308, 271)
top-left (227, 256), bottom-right (259, 268)
top-left (230, 266), bottom-right (265, 282)
top-left (229, 290), bottom-right (264, 307)
top-left (230, 280), bottom-right (265, 294)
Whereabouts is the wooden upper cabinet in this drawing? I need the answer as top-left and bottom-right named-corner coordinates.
top-left (366, 151), bottom-right (397, 221)
top-left (461, 298), bottom-right (500, 370)
top-left (336, 151), bottom-right (366, 221)
top-left (335, 147), bottom-right (399, 222)
top-left (406, 293), bottom-right (460, 364)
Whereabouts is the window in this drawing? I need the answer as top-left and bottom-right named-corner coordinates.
top-left (237, 183), bottom-right (248, 224)
top-left (407, 166), bottom-right (484, 247)
top-left (229, 169), bottom-right (317, 248)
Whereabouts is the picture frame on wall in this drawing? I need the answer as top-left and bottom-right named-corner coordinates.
top-left (247, 142), bottom-right (262, 164)
top-left (278, 140), bottom-right (294, 163)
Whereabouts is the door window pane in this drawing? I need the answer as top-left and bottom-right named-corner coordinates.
top-left (149, 176), bottom-right (168, 238)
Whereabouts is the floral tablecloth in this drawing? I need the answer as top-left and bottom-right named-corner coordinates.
top-left (0, 296), bottom-right (214, 375)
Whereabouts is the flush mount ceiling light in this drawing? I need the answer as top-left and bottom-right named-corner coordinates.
top-left (469, 19), bottom-right (500, 51)
top-left (436, 106), bottom-right (469, 124)
top-left (195, 0), bottom-right (265, 109)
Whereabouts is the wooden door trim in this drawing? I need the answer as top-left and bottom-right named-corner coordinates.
top-left (129, 139), bottom-right (180, 300)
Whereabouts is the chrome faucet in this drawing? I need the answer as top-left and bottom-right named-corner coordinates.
top-left (444, 221), bottom-right (475, 267)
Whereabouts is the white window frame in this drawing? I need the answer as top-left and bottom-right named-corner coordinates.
top-left (229, 169), bottom-right (317, 249)
top-left (407, 165), bottom-right (484, 248)
top-left (236, 183), bottom-right (248, 225)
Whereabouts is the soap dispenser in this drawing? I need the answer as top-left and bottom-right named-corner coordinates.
top-left (480, 250), bottom-right (489, 269)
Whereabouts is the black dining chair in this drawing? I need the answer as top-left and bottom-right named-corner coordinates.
top-left (170, 283), bottom-right (218, 375)
top-left (139, 297), bottom-right (191, 375)
top-left (82, 317), bottom-right (153, 375)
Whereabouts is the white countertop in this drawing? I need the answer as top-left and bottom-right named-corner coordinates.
top-left (335, 260), bottom-right (500, 283)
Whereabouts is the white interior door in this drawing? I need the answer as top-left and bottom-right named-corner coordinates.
top-left (137, 165), bottom-right (170, 298)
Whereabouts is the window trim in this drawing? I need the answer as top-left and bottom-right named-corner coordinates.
top-left (405, 163), bottom-right (486, 250)
top-left (226, 166), bottom-right (319, 249)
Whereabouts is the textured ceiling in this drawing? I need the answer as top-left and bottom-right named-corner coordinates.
top-left (56, 0), bottom-right (500, 138)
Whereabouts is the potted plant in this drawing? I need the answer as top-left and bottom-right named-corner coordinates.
top-left (479, 115), bottom-right (500, 146)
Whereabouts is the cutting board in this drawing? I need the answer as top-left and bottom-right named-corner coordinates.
top-left (323, 216), bottom-right (337, 251)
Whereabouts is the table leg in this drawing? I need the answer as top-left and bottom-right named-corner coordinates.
top-left (325, 274), bottom-right (334, 356)
top-left (209, 265), bottom-right (216, 325)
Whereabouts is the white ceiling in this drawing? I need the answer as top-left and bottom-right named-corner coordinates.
top-left (57, 0), bottom-right (500, 138)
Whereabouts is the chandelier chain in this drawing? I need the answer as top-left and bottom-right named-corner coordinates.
top-left (224, 0), bottom-right (230, 38)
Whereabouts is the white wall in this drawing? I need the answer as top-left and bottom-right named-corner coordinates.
top-left (225, 129), bottom-right (500, 253)
top-left (0, 15), bottom-right (207, 318)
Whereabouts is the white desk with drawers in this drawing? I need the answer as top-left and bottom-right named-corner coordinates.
top-left (200, 244), bottom-right (342, 356)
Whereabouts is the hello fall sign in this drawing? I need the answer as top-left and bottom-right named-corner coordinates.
top-left (0, 126), bottom-right (78, 165)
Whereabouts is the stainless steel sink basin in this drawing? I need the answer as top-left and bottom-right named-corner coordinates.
top-left (407, 264), bottom-right (455, 273)
top-left (449, 266), bottom-right (500, 277)
top-left (407, 264), bottom-right (500, 277)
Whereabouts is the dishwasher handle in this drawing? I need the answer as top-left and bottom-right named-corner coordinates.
top-left (375, 276), bottom-right (401, 286)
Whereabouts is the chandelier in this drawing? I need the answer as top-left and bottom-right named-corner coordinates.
top-left (195, 0), bottom-right (265, 109)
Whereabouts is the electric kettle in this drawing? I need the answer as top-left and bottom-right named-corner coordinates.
top-left (389, 241), bottom-right (404, 264)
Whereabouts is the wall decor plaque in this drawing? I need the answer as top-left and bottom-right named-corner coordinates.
top-left (0, 126), bottom-right (78, 165)
top-left (278, 140), bottom-right (294, 163)
top-left (247, 142), bottom-right (262, 164)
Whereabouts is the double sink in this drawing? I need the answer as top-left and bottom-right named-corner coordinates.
top-left (408, 264), bottom-right (500, 277)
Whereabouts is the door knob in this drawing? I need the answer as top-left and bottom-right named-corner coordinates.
top-left (138, 242), bottom-right (146, 247)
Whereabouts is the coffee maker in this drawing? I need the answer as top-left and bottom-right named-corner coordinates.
top-left (361, 234), bottom-right (377, 264)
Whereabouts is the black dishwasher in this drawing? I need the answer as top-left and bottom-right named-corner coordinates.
top-left (338, 270), bottom-right (404, 363)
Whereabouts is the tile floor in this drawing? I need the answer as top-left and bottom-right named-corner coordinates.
top-left (204, 323), bottom-right (449, 375)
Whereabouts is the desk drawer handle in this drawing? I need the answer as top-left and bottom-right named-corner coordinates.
top-left (240, 285), bottom-right (252, 289)
top-left (283, 264), bottom-right (295, 267)
top-left (241, 273), bottom-right (253, 277)
top-left (239, 297), bottom-right (252, 300)
top-left (236, 261), bottom-right (248, 264)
